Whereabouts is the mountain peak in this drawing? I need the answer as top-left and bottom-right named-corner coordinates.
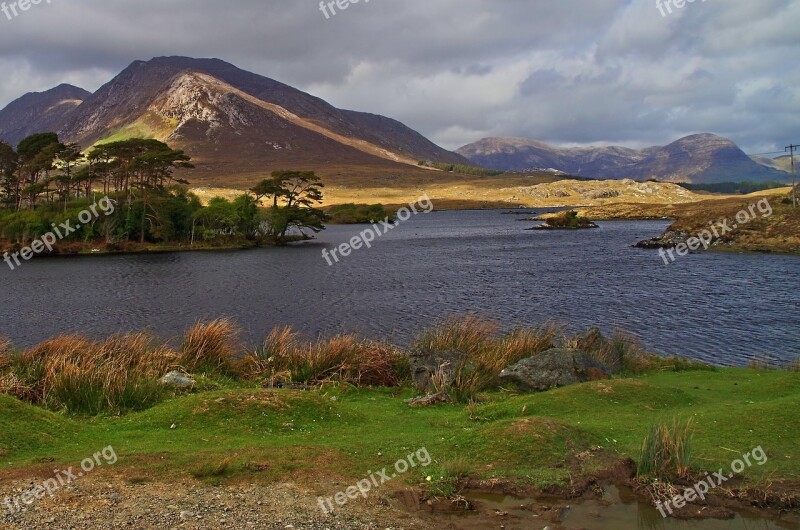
top-left (0, 56), bottom-right (467, 183)
top-left (0, 83), bottom-right (91, 146)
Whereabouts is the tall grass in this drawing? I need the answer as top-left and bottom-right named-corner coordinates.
top-left (179, 319), bottom-right (240, 376)
top-left (8, 333), bottom-right (175, 414)
top-left (411, 315), bottom-right (559, 400)
top-left (637, 418), bottom-right (694, 479)
top-left (567, 329), bottom-right (712, 375)
top-left (241, 327), bottom-right (407, 387)
top-left (0, 317), bottom-right (726, 416)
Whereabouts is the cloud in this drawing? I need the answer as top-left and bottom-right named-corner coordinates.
top-left (0, 0), bottom-right (796, 153)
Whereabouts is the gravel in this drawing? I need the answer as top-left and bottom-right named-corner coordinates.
top-left (0, 477), bottom-right (426, 530)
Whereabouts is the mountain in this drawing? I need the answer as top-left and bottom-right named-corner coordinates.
top-left (752, 155), bottom-right (795, 175)
top-left (457, 134), bottom-right (789, 183)
top-left (0, 57), bottom-right (468, 185)
top-left (0, 84), bottom-right (90, 146)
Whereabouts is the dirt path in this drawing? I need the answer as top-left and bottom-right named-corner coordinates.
top-left (0, 476), bottom-right (426, 530)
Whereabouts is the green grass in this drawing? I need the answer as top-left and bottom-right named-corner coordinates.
top-left (1, 369), bottom-right (798, 491)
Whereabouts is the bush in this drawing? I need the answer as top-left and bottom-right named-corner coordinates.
top-left (544, 210), bottom-right (596, 229)
top-left (326, 203), bottom-right (394, 224)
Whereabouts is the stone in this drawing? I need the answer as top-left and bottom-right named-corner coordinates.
top-left (406, 349), bottom-right (466, 392)
top-left (159, 370), bottom-right (195, 388)
top-left (499, 348), bottom-right (610, 392)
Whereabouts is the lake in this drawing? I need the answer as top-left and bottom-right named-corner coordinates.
top-left (1, 210), bottom-right (797, 366)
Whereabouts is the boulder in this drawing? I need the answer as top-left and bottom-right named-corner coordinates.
top-left (499, 348), bottom-right (610, 392)
top-left (159, 370), bottom-right (195, 388)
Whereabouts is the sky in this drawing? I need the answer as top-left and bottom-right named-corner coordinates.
top-left (0, 0), bottom-right (797, 154)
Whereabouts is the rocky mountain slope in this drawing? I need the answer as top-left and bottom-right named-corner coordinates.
top-left (458, 134), bottom-right (788, 184)
top-left (0, 57), bottom-right (468, 185)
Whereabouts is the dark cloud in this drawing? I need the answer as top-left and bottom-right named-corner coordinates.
top-left (0, 0), bottom-right (797, 153)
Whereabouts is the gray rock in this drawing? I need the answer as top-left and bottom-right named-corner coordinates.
top-left (499, 348), bottom-right (610, 392)
top-left (159, 370), bottom-right (195, 388)
top-left (406, 349), bottom-right (466, 392)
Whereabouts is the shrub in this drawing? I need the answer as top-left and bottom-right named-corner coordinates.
top-left (637, 418), bottom-right (694, 480)
top-left (179, 319), bottom-right (240, 376)
top-left (544, 210), bottom-right (596, 229)
top-left (326, 203), bottom-right (394, 224)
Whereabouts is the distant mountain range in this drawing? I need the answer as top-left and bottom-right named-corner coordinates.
top-left (457, 135), bottom-right (790, 184)
top-left (0, 56), bottom-right (468, 184)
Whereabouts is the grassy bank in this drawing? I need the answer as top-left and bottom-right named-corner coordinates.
top-left (579, 190), bottom-right (800, 254)
top-left (1, 317), bottom-right (798, 508)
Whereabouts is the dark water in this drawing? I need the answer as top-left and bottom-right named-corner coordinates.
top-left (424, 486), bottom-right (800, 529)
top-left (1, 210), bottom-right (798, 366)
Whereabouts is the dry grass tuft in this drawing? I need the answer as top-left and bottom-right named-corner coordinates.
top-left (5, 333), bottom-right (176, 414)
top-left (411, 315), bottom-right (560, 399)
top-left (179, 319), bottom-right (240, 375)
top-left (241, 327), bottom-right (407, 387)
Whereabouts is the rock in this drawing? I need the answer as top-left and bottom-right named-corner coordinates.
top-left (405, 392), bottom-right (453, 408)
top-left (573, 327), bottom-right (605, 352)
top-left (406, 349), bottom-right (465, 392)
top-left (634, 230), bottom-right (690, 249)
top-left (159, 370), bottom-right (195, 388)
top-left (571, 327), bottom-right (622, 374)
top-left (499, 349), bottom-right (610, 392)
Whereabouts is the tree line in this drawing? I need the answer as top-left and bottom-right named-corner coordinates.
top-left (0, 133), bottom-right (327, 249)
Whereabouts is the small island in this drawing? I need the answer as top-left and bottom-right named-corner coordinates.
top-left (529, 210), bottom-right (599, 230)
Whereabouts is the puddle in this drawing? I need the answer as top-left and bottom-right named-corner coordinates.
top-left (398, 485), bottom-right (800, 530)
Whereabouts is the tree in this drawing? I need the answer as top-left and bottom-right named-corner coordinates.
top-left (16, 133), bottom-right (61, 210)
top-left (0, 141), bottom-right (19, 210)
top-left (88, 139), bottom-right (193, 242)
top-left (251, 171), bottom-right (328, 244)
top-left (52, 143), bottom-right (85, 210)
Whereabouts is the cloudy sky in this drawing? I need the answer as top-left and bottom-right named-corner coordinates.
top-left (0, 0), bottom-right (797, 153)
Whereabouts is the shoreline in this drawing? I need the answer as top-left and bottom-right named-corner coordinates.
top-left (1, 319), bottom-right (798, 529)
